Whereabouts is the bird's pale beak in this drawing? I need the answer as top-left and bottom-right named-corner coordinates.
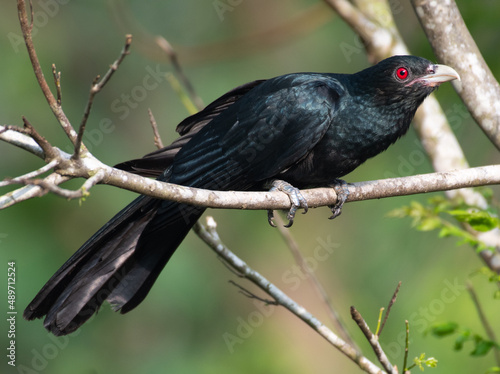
top-left (417, 64), bottom-right (461, 87)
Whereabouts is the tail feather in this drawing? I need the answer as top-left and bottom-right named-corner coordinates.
top-left (24, 193), bottom-right (204, 336)
top-left (108, 203), bottom-right (205, 314)
top-left (23, 195), bottom-right (154, 320)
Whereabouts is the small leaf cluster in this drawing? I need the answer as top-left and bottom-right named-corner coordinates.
top-left (428, 322), bottom-right (499, 357)
top-left (387, 195), bottom-right (498, 252)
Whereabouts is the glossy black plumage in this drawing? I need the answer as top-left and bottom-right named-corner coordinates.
top-left (24, 56), bottom-right (459, 335)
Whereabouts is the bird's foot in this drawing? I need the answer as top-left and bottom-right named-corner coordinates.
top-left (328, 179), bottom-right (350, 220)
top-left (268, 180), bottom-right (308, 228)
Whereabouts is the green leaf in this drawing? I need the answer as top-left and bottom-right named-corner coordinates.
top-left (386, 207), bottom-right (409, 218)
top-left (438, 225), bottom-right (463, 239)
top-left (448, 210), bottom-right (499, 232)
top-left (429, 322), bottom-right (459, 337)
top-left (471, 338), bottom-right (496, 356)
top-left (486, 367), bottom-right (500, 373)
top-left (416, 217), bottom-right (442, 231)
top-left (454, 330), bottom-right (471, 351)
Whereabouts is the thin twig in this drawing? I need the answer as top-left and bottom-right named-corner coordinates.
top-left (193, 217), bottom-right (384, 374)
top-left (156, 36), bottom-right (204, 111)
top-left (148, 108), bottom-right (164, 149)
top-left (467, 281), bottom-right (500, 366)
top-left (0, 125), bottom-right (31, 136)
top-left (16, 0), bottom-right (78, 145)
top-left (228, 280), bottom-right (278, 305)
top-left (0, 160), bottom-right (58, 187)
top-left (0, 173), bottom-right (70, 209)
top-left (351, 306), bottom-right (398, 374)
top-left (273, 213), bottom-right (358, 352)
top-left (5, 168), bottom-right (105, 200)
top-left (375, 308), bottom-right (384, 336)
top-left (74, 34), bottom-right (132, 160)
top-left (22, 117), bottom-right (57, 160)
top-left (0, 127), bottom-right (44, 159)
top-left (378, 281), bottom-right (402, 337)
top-left (403, 320), bottom-right (409, 372)
top-left (52, 64), bottom-right (61, 106)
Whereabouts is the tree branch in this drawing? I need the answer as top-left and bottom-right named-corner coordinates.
top-left (411, 0), bottom-right (500, 150)
top-left (194, 217), bottom-right (386, 374)
top-left (16, 0), bottom-right (79, 146)
top-left (2, 126), bottom-right (500, 212)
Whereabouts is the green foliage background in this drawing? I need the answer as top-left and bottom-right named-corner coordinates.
top-left (0, 1), bottom-right (499, 373)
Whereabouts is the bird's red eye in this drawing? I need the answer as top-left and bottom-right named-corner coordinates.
top-left (396, 67), bottom-right (408, 80)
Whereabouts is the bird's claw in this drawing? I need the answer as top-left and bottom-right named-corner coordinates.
top-left (268, 180), bottom-right (308, 228)
top-left (328, 179), bottom-right (350, 220)
top-left (267, 210), bottom-right (277, 227)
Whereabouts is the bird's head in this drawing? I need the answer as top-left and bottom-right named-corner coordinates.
top-left (353, 55), bottom-right (460, 108)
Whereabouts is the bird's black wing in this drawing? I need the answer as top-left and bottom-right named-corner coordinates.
top-left (168, 74), bottom-right (345, 189)
top-left (115, 80), bottom-right (266, 177)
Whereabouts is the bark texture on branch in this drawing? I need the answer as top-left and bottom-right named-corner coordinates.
top-left (2, 124), bottom-right (499, 214)
top-left (411, 0), bottom-right (500, 150)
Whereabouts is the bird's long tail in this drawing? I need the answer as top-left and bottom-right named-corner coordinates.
top-left (23, 193), bottom-right (204, 336)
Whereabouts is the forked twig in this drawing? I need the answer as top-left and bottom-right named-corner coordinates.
top-left (74, 34), bottom-right (133, 159)
top-left (378, 281), bottom-right (402, 337)
top-left (351, 306), bottom-right (398, 374)
top-left (17, 0), bottom-right (78, 145)
top-left (22, 117), bottom-right (57, 160)
top-left (0, 160), bottom-right (58, 188)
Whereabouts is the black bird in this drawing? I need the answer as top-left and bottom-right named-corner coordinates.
top-left (24, 55), bottom-right (459, 335)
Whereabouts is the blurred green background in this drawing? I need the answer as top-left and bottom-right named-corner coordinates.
top-left (1, 1), bottom-right (499, 373)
